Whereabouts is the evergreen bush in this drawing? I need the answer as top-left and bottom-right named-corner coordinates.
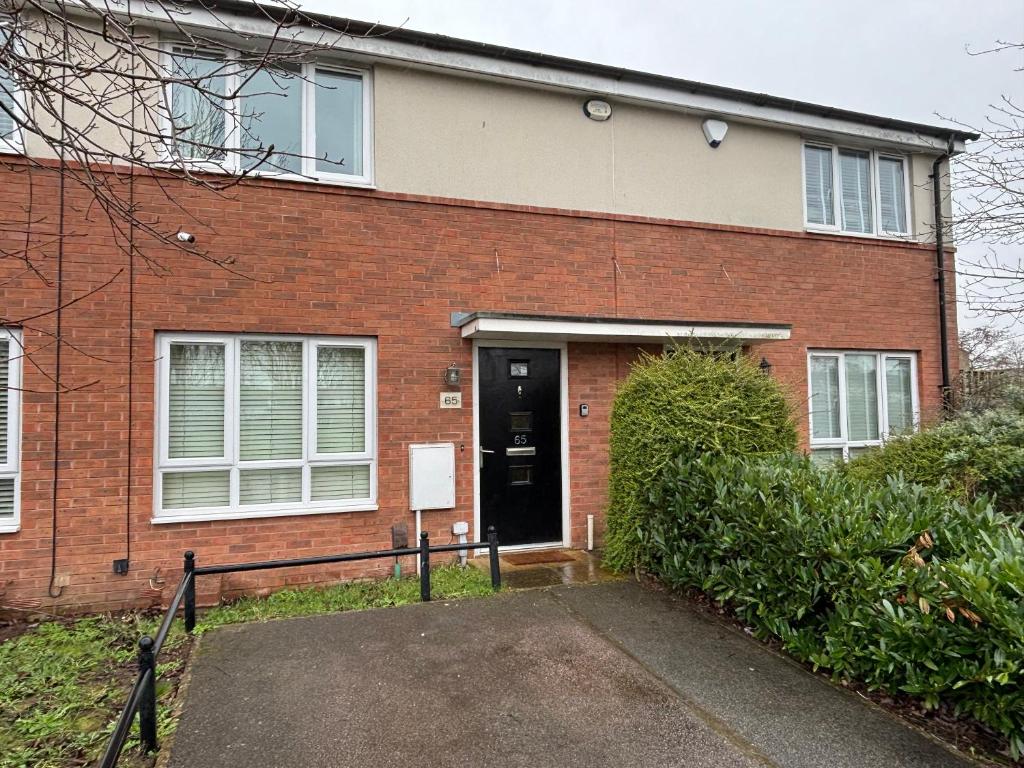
top-left (603, 347), bottom-right (796, 571)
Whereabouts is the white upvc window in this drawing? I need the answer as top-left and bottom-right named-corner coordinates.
top-left (0, 27), bottom-right (25, 154)
top-left (807, 350), bottom-right (918, 464)
top-left (0, 329), bottom-right (22, 533)
top-left (803, 143), bottom-right (911, 238)
top-left (162, 43), bottom-right (373, 186)
top-left (154, 333), bottom-right (377, 523)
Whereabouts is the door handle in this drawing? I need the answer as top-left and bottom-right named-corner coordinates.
top-left (479, 446), bottom-right (495, 467)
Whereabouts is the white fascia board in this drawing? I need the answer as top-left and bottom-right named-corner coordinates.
top-left (94, 1), bottom-right (964, 154)
top-left (460, 317), bottom-right (791, 344)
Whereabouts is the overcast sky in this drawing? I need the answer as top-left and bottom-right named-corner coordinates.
top-left (304, 0), bottom-right (1023, 332)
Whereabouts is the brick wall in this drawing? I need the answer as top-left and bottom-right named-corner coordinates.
top-left (0, 163), bottom-right (959, 612)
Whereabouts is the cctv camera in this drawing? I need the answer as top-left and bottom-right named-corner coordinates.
top-left (176, 231), bottom-right (196, 244)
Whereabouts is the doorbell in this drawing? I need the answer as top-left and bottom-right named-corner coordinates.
top-left (579, 403), bottom-right (589, 417)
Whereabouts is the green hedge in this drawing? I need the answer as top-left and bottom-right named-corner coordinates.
top-left (603, 348), bottom-right (796, 571)
top-left (646, 452), bottom-right (1024, 756)
top-left (845, 408), bottom-right (1024, 512)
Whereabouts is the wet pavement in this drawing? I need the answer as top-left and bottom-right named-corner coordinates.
top-left (481, 549), bottom-right (623, 589)
top-left (169, 581), bottom-right (976, 768)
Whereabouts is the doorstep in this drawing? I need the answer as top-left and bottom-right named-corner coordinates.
top-left (473, 549), bottom-right (622, 589)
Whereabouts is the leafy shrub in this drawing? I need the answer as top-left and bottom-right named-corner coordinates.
top-left (845, 407), bottom-right (1024, 512)
top-left (646, 452), bottom-right (1024, 756)
top-left (603, 348), bottom-right (796, 571)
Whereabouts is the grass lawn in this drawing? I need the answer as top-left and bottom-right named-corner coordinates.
top-left (0, 564), bottom-right (495, 768)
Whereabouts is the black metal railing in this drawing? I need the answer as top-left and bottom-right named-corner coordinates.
top-left (99, 527), bottom-right (501, 768)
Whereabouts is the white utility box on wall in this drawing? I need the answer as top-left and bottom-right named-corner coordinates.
top-left (409, 443), bottom-right (456, 510)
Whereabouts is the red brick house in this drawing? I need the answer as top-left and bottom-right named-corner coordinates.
top-left (0, 6), bottom-right (974, 611)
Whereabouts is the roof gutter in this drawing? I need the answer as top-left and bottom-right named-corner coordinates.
top-left (932, 136), bottom-right (957, 415)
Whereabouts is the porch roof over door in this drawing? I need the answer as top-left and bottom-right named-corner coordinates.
top-left (452, 312), bottom-right (791, 344)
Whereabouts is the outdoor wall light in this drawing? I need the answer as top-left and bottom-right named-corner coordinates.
top-left (702, 118), bottom-right (729, 148)
top-left (759, 357), bottom-right (772, 375)
top-left (444, 362), bottom-right (461, 386)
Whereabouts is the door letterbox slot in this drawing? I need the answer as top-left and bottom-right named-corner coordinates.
top-left (506, 446), bottom-right (536, 456)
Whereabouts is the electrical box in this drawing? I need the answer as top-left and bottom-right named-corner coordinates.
top-left (409, 443), bottom-right (456, 510)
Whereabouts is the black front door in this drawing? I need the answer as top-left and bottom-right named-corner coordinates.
top-left (478, 347), bottom-right (562, 546)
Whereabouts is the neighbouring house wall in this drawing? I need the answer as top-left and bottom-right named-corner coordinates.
top-left (0, 162), bottom-right (958, 612)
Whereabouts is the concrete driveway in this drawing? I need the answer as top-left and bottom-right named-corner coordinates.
top-left (168, 581), bottom-right (977, 768)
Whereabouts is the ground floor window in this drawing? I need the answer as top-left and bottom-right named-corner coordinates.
top-left (154, 333), bottom-right (376, 522)
top-left (808, 350), bottom-right (918, 464)
top-left (0, 329), bottom-right (21, 532)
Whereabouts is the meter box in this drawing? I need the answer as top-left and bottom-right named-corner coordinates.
top-left (409, 443), bottom-right (456, 510)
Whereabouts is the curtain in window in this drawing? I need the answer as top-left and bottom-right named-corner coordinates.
top-left (885, 357), bottom-right (914, 435)
top-left (311, 465), bottom-right (370, 501)
top-left (0, 339), bottom-right (7, 465)
top-left (845, 354), bottom-right (879, 441)
top-left (239, 341), bottom-right (303, 460)
top-left (317, 347), bottom-right (365, 453)
top-left (838, 150), bottom-right (873, 233)
top-left (315, 70), bottom-right (363, 176)
top-left (810, 356), bottom-right (841, 439)
top-left (162, 470), bottom-right (230, 509)
top-left (878, 157), bottom-right (907, 233)
top-left (0, 31), bottom-right (16, 142)
top-left (170, 50), bottom-right (227, 160)
top-left (239, 66), bottom-right (302, 174)
top-left (168, 343), bottom-right (225, 459)
top-left (804, 146), bottom-right (835, 226)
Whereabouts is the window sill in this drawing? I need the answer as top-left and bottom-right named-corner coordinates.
top-left (152, 502), bottom-right (378, 525)
top-left (0, 141), bottom-right (23, 156)
top-left (804, 226), bottom-right (915, 243)
top-left (151, 159), bottom-right (375, 190)
top-left (0, 523), bottom-right (20, 534)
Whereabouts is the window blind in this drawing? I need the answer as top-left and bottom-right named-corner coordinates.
top-left (168, 343), bottom-right (225, 459)
top-left (239, 467), bottom-right (302, 505)
top-left (239, 66), bottom-right (302, 174)
top-left (171, 50), bottom-right (227, 160)
top-left (845, 354), bottom-right (879, 441)
top-left (810, 448), bottom-right (843, 466)
top-left (311, 465), bottom-right (370, 501)
top-left (239, 341), bottom-right (303, 460)
top-left (878, 157), bottom-right (907, 233)
top-left (804, 146), bottom-right (835, 226)
top-left (0, 339), bottom-right (7, 465)
top-left (0, 477), bottom-right (12, 518)
top-left (162, 470), bottom-right (230, 509)
top-left (885, 357), bottom-right (914, 435)
top-left (838, 150), bottom-right (873, 234)
top-left (810, 356), bottom-right (841, 439)
top-left (316, 346), bottom-right (365, 453)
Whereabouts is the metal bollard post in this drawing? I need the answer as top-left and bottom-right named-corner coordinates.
top-left (419, 531), bottom-right (431, 602)
top-left (487, 526), bottom-right (501, 590)
top-left (137, 636), bottom-right (158, 753)
top-left (183, 550), bottom-right (196, 633)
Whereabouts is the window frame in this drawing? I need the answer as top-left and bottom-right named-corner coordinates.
top-left (154, 332), bottom-right (377, 523)
top-left (160, 42), bottom-right (374, 187)
top-left (806, 350), bottom-right (919, 462)
top-left (0, 328), bottom-right (22, 534)
top-left (802, 142), bottom-right (912, 239)
top-left (0, 25), bottom-right (26, 155)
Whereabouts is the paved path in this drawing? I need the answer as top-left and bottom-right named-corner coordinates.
top-left (169, 581), bottom-right (977, 768)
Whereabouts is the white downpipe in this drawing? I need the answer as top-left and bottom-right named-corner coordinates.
top-left (587, 514), bottom-right (594, 551)
top-left (414, 509), bottom-right (422, 575)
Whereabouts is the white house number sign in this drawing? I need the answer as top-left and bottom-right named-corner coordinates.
top-left (440, 392), bottom-right (463, 409)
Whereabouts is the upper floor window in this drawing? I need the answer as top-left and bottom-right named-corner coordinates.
top-left (803, 143), bottom-right (909, 237)
top-left (0, 27), bottom-right (24, 154)
top-left (0, 329), bottom-right (22, 533)
top-left (808, 350), bottom-right (918, 464)
top-left (154, 333), bottom-right (377, 523)
top-left (164, 44), bottom-right (371, 185)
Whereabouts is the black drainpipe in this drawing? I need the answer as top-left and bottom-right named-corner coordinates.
top-left (931, 136), bottom-right (956, 415)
